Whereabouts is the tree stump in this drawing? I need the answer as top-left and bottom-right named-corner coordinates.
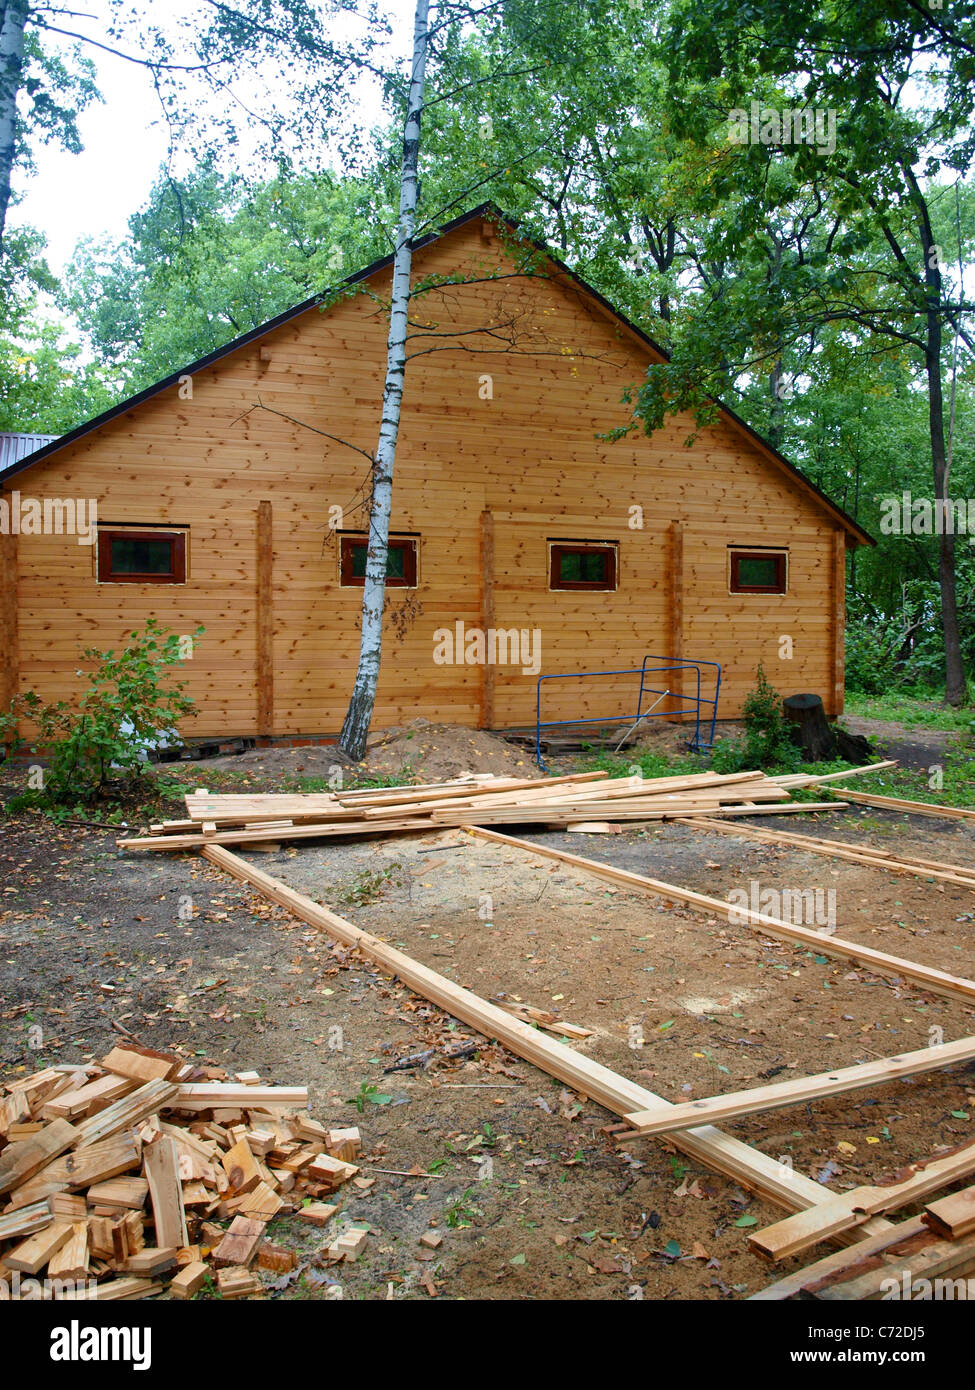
top-left (783, 693), bottom-right (838, 761)
top-left (783, 693), bottom-right (875, 764)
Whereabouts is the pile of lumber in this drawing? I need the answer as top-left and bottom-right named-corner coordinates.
top-left (752, 1138), bottom-right (975, 1300)
top-left (0, 1043), bottom-right (369, 1301)
top-left (118, 764), bottom-right (898, 853)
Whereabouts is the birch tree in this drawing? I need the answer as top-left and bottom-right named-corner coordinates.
top-left (338, 0), bottom-right (430, 760)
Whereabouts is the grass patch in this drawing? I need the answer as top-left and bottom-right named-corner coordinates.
top-left (845, 691), bottom-right (975, 733)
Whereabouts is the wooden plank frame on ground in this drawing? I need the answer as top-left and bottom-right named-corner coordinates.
top-left (465, 827), bottom-right (975, 1006)
top-left (463, 827), bottom-right (975, 1178)
top-left (199, 843), bottom-right (893, 1239)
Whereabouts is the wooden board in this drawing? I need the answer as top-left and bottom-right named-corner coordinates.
top-left (834, 789), bottom-right (975, 820)
top-left (466, 827), bottom-right (975, 1006)
top-left (750, 1216), bottom-right (931, 1301)
top-left (143, 1135), bottom-right (188, 1250)
top-left (0, 1118), bottom-right (78, 1195)
top-left (923, 1183), bottom-right (975, 1240)
top-left (622, 1035), bottom-right (975, 1137)
top-left (101, 1043), bottom-right (182, 1083)
top-left (200, 842), bottom-right (894, 1236)
top-left (749, 1139), bottom-right (975, 1261)
top-left (257, 498), bottom-right (274, 736)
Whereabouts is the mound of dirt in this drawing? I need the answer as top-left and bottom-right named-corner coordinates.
top-left (362, 719), bottom-right (541, 781)
top-left (184, 719), bottom-right (541, 784)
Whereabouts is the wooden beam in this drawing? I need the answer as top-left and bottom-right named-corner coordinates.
top-left (816, 1229), bottom-right (975, 1301)
top-left (831, 528), bottom-right (846, 718)
top-left (465, 827), bottom-right (975, 1006)
top-left (749, 1139), bottom-right (975, 1261)
top-left (750, 1216), bottom-right (930, 1301)
top-left (670, 519), bottom-right (684, 719)
top-left (622, 1035), bottom-right (975, 1137)
top-left (831, 789), bottom-right (975, 820)
top-left (677, 816), bottom-right (975, 889)
top-left (199, 842), bottom-right (893, 1231)
top-left (0, 510), bottom-right (18, 739)
top-left (143, 1134), bottom-right (188, 1250)
top-left (922, 1183), bottom-right (975, 1240)
top-left (480, 508), bottom-right (495, 730)
top-left (256, 499), bottom-right (273, 737)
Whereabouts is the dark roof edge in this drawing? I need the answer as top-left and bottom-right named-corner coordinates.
top-left (1, 200), bottom-right (874, 546)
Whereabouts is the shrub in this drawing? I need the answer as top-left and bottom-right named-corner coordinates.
top-left (0, 618), bottom-right (203, 802)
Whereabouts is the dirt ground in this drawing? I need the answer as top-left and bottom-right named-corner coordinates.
top-left (2, 746), bottom-right (975, 1299)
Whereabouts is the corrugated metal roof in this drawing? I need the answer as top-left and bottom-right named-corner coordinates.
top-left (0, 432), bottom-right (59, 474)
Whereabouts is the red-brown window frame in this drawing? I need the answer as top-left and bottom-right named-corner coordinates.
top-left (548, 541), bottom-right (618, 592)
top-left (97, 528), bottom-right (187, 584)
top-left (729, 548), bottom-right (788, 595)
top-left (339, 534), bottom-right (418, 588)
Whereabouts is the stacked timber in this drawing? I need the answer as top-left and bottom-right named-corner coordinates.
top-left (0, 1043), bottom-right (369, 1301)
top-left (751, 1139), bottom-right (975, 1300)
top-left (118, 764), bottom-right (897, 853)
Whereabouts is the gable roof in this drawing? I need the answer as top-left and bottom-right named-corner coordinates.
top-left (0, 204), bottom-right (873, 546)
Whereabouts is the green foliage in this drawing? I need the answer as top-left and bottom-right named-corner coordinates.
top-left (346, 1081), bottom-right (393, 1114)
top-left (64, 165), bottom-right (390, 396)
top-left (710, 665), bottom-right (801, 773)
top-left (340, 865), bottom-right (401, 906)
top-left (844, 691), bottom-right (974, 733)
top-left (0, 618), bottom-right (203, 803)
top-left (741, 664), bottom-right (801, 771)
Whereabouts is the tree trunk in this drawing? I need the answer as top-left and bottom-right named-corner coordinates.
top-left (0, 0), bottom-right (29, 256)
top-left (338, 0), bottom-right (429, 761)
top-left (784, 692), bottom-right (873, 764)
top-left (907, 164), bottom-right (967, 706)
top-left (783, 693), bottom-right (836, 762)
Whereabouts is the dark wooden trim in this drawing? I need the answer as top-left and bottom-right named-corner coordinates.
top-left (729, 548), bottom-right (787, 595)
top-left (97, 528), bottom-right (187, 584)
top-left (257, 501), bottom-right (274, 737)
top-left (549, 541), bottom-right (617, 591)
top-left (339, 534), bottom-right (418, 587)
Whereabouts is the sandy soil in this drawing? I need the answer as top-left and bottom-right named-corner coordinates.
top-left (2, 787), bottom-right (974, 1301)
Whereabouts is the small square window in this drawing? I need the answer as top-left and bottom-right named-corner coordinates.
top-left (340, 534), bottom-right (418, 587)
top-left (97, 529), bottom-right (186, 584)
top-left (729, 548), bottom-right (787, 594)
top-left (549, 541), bottom-right (618, 591)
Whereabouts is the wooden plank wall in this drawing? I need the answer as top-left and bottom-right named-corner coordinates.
top-left (9, 219), bottom-right (850, 737)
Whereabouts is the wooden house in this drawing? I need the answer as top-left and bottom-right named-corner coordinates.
top-left (0, 206), bottom-right (871, 748)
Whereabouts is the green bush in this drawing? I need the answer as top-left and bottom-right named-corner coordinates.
top-left (740, 664), bottom-right (801, 771)
top-left (711, 665), bottom-right (801, 773)
top-left (0, 618), bottom-right (203, 802)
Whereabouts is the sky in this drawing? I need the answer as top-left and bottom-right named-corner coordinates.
top-left (13, 0), bottom-right (414, 275)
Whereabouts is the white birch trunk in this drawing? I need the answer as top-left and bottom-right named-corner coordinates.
top-left (339, 0), bottom-right (430, 759)
top-left (0, 0), bottom-right (29, 255)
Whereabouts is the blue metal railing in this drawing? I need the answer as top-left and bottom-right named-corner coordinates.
top-left (534, 655), bottom-right (722, 771)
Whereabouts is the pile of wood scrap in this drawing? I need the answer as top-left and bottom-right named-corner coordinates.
top-left (0, 1043), bottom-right (369, 1301)
top-left (752, 1139), bottom-right (975, 1300)
top-left (118, 764), bottom-right (897, 853)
